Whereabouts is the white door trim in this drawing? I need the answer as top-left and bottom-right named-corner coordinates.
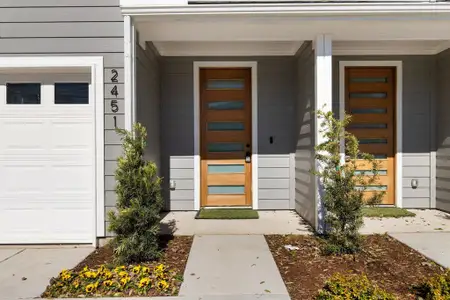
top-left (339, 60), bottom-right (403, 208)
top-left (0, 56), bottom-right (105, 245)
top-left (193, 61), bottom-right (258, 210)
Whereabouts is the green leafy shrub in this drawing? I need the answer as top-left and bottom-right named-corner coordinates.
top-left (316, 273), bottom-right (396, 300)
top-left (415, 270), bottom-right (450, 300)
top-left (313, 110), bottom-right (384, 254)
top-left (108, 123), bottom-right (163, 264)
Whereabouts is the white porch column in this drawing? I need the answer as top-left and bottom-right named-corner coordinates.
top-left (314, 34), bottom-right (333, 233)
top-left (124, 15), bottom-right (137, 131)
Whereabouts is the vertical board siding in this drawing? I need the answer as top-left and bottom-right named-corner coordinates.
top-left (333, 55), bottom-right (434, 209)
top-left (437, 49), bottom-right (450, 213)
top-left (0, 1), bottom-right (124, 237)
top-left (161, 57), bottom-right (296, 211)
top-left (295, 42), bottom-right (317, 228)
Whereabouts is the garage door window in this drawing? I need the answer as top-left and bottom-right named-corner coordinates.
top-left (55, 83), bottom-right (89, 104)
top-left (6, 83), bottom-right (41, 105)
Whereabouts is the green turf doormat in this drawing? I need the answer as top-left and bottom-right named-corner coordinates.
top-left (196, 209), bottom-right (259, 219)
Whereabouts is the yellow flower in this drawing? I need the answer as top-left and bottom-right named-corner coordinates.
top-left (142, 266), bottom-right (150, 274)
top-left (138, 277), bottom-right (151, 288)
top-left (132, 265), bottom-right (142, 274)
top-left (82, 266), bottom-right (89, 272)
top-left (72, 279), bottom-right (80, 289)
top-left (103, 280), bottom-right (114, 287)
top-left (62, 273), bottom-right (72, 281)
top-left (85, 283), bottom-right (97, 293)
top-left (157, 280), bottom-right (169, 291)
top-left (154, 264), bottom-right (166, 272)
top-left (120, 276), bottom-right (130, 286)
top-left (85, 271), bottom-right (98, 279)
top-left (114, 266), bottom-right (126, 273)
top-left (102, 271), bottom-right (113, 279)
top-left (59, 269), bottom-right (68, 276)
top-left (118, 270), bottom-right (129, 278)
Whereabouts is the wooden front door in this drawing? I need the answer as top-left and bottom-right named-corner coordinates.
top-left (345, 67), bottom-right (396, 205)
top-left (200, 68), bottom-right (252, 207)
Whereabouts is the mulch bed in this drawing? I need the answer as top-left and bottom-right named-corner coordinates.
top-left (73, 235), bottom-right (193, 276)
top-left (266, 234), bottom-right (445, 300)
top-left (42, 235), bottom-right (193, 298)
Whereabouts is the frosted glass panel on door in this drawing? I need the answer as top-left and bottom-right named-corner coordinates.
top-left (348, 123), bottom-right (387, 129)
top-left (208, 122), bottom-right (245, 131)
top-left (208, 164), bottom-right (245, 173)
top-left (349, 92), bottom-right (387, 99)
top-left (351, 108), bottom-right (387, 114)
top-left (208, 143), bottom-right (244, 152)
top-left (207, 79), bottom-right (244, 90)
top-left (208, 101), bottom-right (244, 110)
top-left (354, 170), bottom-right (388, 176)
top-left (350, 78), bottom-right (388, 83)
top-left (356, 185), bottom-right (388, 191)
top-left (208, 185), bottom-right (245, 194)
top-left (359, 138), bottom-right (388, 144)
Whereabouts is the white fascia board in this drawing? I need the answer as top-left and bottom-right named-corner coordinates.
top-left (121, 0), bottom-right (187, 7)
top-left (121, 2), bottom-right (450, 16)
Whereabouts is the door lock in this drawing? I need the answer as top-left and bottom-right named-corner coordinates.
top-left (245, 151), bottom-right (251, 163)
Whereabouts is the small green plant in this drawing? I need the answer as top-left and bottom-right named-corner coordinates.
top-left (414, 270), bottom-right (450, 300)
top-left (316, 273), bottom-right (396, 300)
top-left (108, 123), bottom-right (163, 264)
top-left (314, 110), bottom-right (384, 254)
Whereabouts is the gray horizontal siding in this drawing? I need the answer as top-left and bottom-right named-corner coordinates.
top-left (437, 49), bottom-right (450, 213)
top-left (0, 7), bottom-right (122, 22)
top-left (161, 56), bottom-right (296, 210)
top-left (295, 42), bottom-right (316, 229)
top-left (333, 55), bottom-right (435, 209)
top-left (0, 1), bottom-right (124, 237)
top-left (259, 155), bottom-right (291, 210)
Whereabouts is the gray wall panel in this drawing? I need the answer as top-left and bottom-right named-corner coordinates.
top-left (437, 49), bottom-right (450, 212)
top-left (295, 42), bottom-right (317, 229)
top-left (333, 55), bottom-right (435, 209)
top-left (161, 56), bottom-right (296, 211)
top-left (0, 0), bottom-right (120, 6)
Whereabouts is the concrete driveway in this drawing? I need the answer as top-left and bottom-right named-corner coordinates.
top-left (0, 246), bottom-right (93, 300)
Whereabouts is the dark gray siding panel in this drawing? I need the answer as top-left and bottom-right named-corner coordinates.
top-left (295, 42), bottom-right (317, 228)
top-left (333, 55), bottom-right (435, 208)
top-left (437, 49), bottom-right (450, 213)
top-left (0, 1), bottom-right (124, 237)
top-left (161, 56), bottom-right (296, 210)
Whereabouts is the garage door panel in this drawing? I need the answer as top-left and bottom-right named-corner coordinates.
top-left (0, 208), bottom-right (92, 244)
top-left (0, 75), bottom-right (95, 244)
top-left (0, 120), bottom-right (47, 152)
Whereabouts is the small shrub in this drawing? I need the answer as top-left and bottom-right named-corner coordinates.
top-left (313, 110), bottom-right (384, 254)
top-left (415, 270), bottom-right (450, 300)
top-left (316, 273), bottom-right (397, 300)
top-left (108, 123), bottom-right (164, 264)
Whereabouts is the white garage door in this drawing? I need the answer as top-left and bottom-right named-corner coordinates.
top-left (0, 73), bottom-right (95, 244)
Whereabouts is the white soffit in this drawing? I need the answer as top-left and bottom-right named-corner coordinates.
top-left (153, 41), bottom-right (304, 56)
top-left (333, 40), bottom-right (450, 55)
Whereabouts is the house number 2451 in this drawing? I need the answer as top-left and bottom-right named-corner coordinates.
top-left (110, 69), bottom-right (119, 127)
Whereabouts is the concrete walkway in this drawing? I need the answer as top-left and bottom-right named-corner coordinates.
top-left (161, 211), bottom-right (312, 235)
top-left (390, 232), bottom-right (450, 268)
top-left (0, 246), bottom-right (93, 299)
top-left (361, 209), bottom-right (450, 234)
top-left (179, 235), bottom-right (289, 299)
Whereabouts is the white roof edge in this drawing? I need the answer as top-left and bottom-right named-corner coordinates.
top-left (121, 2), bottom-right (450, 16)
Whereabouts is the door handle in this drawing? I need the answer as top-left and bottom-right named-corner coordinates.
top-left (245, 151), bottom-right (251, 163)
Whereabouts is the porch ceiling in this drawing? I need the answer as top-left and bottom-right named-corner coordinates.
top-left (136, 17), bottom-right (450, 43)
